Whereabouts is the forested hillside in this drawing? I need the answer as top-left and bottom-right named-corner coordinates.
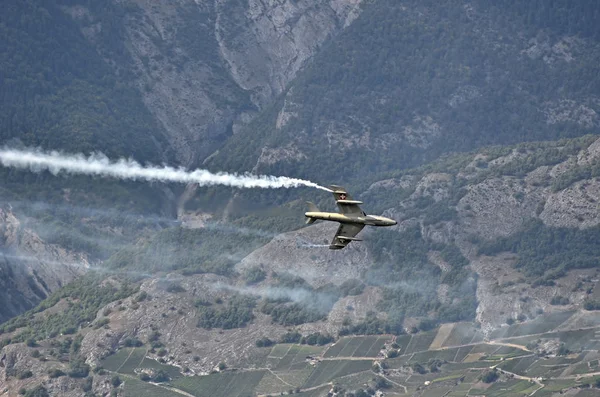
top-left (0, 0), bottom-right (167, 159)
top-left (210, 0), bottom-right (600, 185)
top-left (0, 0), bottom-right (176, 215)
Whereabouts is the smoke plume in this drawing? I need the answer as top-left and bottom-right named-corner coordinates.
top-left (0, 147), bottom-right (332, 191)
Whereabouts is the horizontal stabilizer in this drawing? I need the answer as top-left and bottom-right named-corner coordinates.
top-left (329, 244), bottom-right (345, 250)
top-left (306, 217), bottom-right (317, 225)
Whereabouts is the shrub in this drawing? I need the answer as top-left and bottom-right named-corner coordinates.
top-left (481, 369), bottom-right (499, 383)
top-left (17, 370), bottom-right (33, 379)
top-left (48, 368), bottom-right (65, 378)
top-left (111, 375), bottom-right (122, 387)
top-left (255, 337), bottom-right (275, 348)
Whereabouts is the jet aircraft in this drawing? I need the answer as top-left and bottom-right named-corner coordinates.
top-left (305, 185), bottom-right (397, 249)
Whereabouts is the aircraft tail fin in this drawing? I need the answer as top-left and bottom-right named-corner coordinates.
top-left (305, 202), bottom-right (319, 224)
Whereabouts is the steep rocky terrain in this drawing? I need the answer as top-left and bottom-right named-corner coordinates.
top-left (0, 206), bottom-right (87, 323)
top-left (63, 0), bottom-right (363, 166)
top-left (209, 0), bottom-right (600, 184)
top-left (3, 136), bottom-right (600, 396)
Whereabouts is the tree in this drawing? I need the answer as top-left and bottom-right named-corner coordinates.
top-left (69, 358), bottom-right (90, 378)
top-left (481, 369), bottom-right (499, 383)
top-left (24, 386), bottom-right (49, 397)
top-left (47, 368), bottom-right (65, 378)
top-left (111, 375), bottom-right (122, 387)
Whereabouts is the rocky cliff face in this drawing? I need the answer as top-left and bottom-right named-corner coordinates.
top-left (216, 0), bottom-right (362, 107)
top-left (208, 0), bottom-right (600, 182)
top-left (0, 206), bottom-right (87, 323)
top-left (64, 0), bottom-right (363, 167)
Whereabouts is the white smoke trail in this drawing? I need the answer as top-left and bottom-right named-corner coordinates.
top-left (0, 147), bottom-right (332, 191)
top-left (213, 283), bottom-right (337, 313)
top-left (0, 252), bottom-right (153, 279)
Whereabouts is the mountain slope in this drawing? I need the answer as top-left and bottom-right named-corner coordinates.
top-left (4, 135), bottom-right (600, 396)
top-left (210, 0), bottom-right (600, 183)
top-left (62, 0), bottom-right (365, 166)
top-left (0, 206), bottom-right (87, 323)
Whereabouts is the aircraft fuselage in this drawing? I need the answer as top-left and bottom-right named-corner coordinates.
top-left (304, 211), bottom-right (397, 227)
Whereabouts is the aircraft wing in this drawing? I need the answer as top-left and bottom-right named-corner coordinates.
top-left (330, 185), bottom-right (364, 215)
top-left (329, 223), bottom-right (364, 250)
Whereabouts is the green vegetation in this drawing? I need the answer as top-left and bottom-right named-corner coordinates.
top-left (23, 386), bottom-right (49, 397)
top-left (212, 0), bottom-right (600, 187)
top-left (480, 369), bottom-right (499, 383)
top-left (365, 225), bottom-right (477, 330)
top-left (244, 267), bottom-right (267, 285)
top-left (171, 371), bottom-right (266, 397)
top-left (101, 348), bottom-right (146, 374)
top-left (324, 336), bottom-right (390, 358)
top-left (271, 344), bottom-right (327, 372)
top-left (101, 347), bottom-right (181, 380)
top-left (257, 273), bottom-right (354, 326)
top-left (122, 378), bottom-right (182, 397)
top-left (0, 0), bottom-right (172, 217)
top-left (479, 219), bottom-right (600, 276)
top-left (255, 337), bottom-right (275, 348)
top-left (196, 294), bottom-right (257, 329)
top-left (303, 360), bottom-right (374, 389)
top-left (0, 275), bottom-right (137, 345)
top-left (106, 226), bottom-right (270, 275)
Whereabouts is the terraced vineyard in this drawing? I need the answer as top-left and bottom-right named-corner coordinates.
top-left (100, 311), bottom-right (600, 396)
top-left (172, 371), bottom-right (266, 397)
top-left (122, 378), bottom-right (184, 397)
top-left (323, 335), bottom-right (390, 358)
top-left (101, 347), bottom-right (181, 378)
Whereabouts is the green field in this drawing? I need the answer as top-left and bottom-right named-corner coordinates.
top-left (409, 347), bottom-right (461, 364)
top-left (468, 344), bottom-right (500, 355)
top-left (482, 379), bottom-right (539, 396)
top-left (293, 385), bottom-right (331, 397)
top-left (302, 360), bottom-right (373, 389)
top-left (103, 321), bottom-right (600, 397)
top-left (509, 311), bottom-right (575, 338)
top-left (323, 336), bottom-right (389, 358)
top-left (404, 331), bottom-right (437, 355)
top-left (122, 378), bottom-right (184, 397)
top-left (454, 346), bottom-right (474, 363)
top-left (273, 344), bottom-right (325, 371)
top-left (100, 347), bottom-right (181, 378)
top-left (507, 327), bottom-right (600, 351)
top-left (353, 336), bottom-right (390, 357)
top-left (394, 334), bottom-right (413, 355)
top-left (498, 355), bottom-right (537, 375)
top-left (137, 357), bottom-right (181, 379)
top-left (421, 387), bottom-right (454, 397)
top-left (254, 370), bottom-right (290, 395)
top-left (275, 367), bottom-right (315, 388)
top-left (490, 311), bottom-right (575, 340)
top-left (101, 348), bottom-right (147, 374)
top-left (171, 370), bottom-right (266, 397)
top-left (442, 323), bottom-right (481, 347)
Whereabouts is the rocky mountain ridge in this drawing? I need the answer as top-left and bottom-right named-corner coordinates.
top-left (64, 0), bottom-right (364, 167)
